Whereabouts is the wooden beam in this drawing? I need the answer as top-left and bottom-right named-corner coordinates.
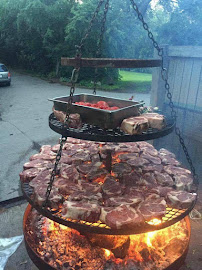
top-left (61, 57), bottom-right (162, 68)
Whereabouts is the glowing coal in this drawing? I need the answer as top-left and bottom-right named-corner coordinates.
top-left (25, 208), bottom-right (189, 270)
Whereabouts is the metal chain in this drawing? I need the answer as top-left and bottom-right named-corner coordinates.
top-left (43, 137), bottom-right (67, 207)
top-left (65, 68), bottom-right (80, 124)
top-left (129, 0), bottom-right (199, 186)
top-left (93, 0), bottom-right (110, 95)
top-left (96, 0), bottom-right (110, 57)
top-left (75, 0), bottom-right (105, 56)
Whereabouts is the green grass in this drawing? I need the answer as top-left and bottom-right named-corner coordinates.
top-left (117, 70), bottom-right (152, 93)
top-left (78, 70), bottom-right (152, 93)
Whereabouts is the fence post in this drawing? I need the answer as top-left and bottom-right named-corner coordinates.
top-left (151, 45), bottom-right (169, 111)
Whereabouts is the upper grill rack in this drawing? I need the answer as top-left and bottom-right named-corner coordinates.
top-left (22, 182), bottom-right (196, 235)
top-left (49, 113), bottom-right (175, 143)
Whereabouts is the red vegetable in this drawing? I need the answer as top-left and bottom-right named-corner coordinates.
top-left (97, 101), bottom-right (109, 108)
top-left (74, 100), bottom-right (120, 111)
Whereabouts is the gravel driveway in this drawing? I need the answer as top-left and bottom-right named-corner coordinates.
top-left (0, 71), bottom-right (150, 202)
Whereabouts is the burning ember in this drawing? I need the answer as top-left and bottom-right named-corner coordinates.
top-left (25, 207), bottom-right (189, 270)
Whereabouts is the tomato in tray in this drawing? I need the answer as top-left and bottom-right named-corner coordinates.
top-left (75, 101), bottom-right (119, 111)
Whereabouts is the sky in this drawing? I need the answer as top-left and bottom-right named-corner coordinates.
top-left (151, 0), bottom-right (160, 9)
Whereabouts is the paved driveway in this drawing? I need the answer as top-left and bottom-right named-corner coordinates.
top-left (0, 72), bottom-right (150, 202)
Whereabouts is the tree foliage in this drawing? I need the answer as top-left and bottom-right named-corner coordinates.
top-left (0, 0), bottom-right (201, 81)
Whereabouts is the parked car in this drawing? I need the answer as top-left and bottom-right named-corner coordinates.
top-left (0, 63), bottom-right (11, 86)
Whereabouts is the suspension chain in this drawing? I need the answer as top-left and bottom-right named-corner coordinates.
top-left (93, 0), bottom-right (110, 95)
top-left (43, 137), bottom-right (67, 207)
top-left (129, 0), bottom-right (198, 186)
top-left (76, 0), bottom-right (105, 56)
top-left (65, 68), bottom-right (80, 124)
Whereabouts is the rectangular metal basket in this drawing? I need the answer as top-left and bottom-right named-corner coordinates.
top-left (49, 94), bottom-right (143, 129)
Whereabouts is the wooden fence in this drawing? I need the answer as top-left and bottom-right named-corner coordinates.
top-left (151, 46), bottom-right (202, 180)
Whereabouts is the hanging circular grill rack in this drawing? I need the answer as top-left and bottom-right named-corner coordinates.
top-left (22, 181), bottom-right (196, 235)
top-left (49, 113), bottom-right (175, 143)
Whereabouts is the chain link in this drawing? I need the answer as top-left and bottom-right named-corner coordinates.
top-left (93, 0), bottom-right (110, 95)
top-left (129, 0), bottom-right (199, 186)
top-left (76, 0), bottom-right (105, 56)
top-left (65, 68), bottom-right (80, 124)
top-left (43, 137), bottom-right (67, 207)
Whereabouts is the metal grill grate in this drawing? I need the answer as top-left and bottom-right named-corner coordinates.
top-left (22, 182), bottom-right (195, 235)
top-left (49, 113), bottom-right (175, 143)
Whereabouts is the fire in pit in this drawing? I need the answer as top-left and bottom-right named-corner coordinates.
top-left (24, 204), bottom-right (190, 270)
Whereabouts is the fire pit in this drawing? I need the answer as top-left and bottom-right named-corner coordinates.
top-left (24, 204), bottom-right (191, 270)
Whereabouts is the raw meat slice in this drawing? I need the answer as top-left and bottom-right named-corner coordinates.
top-left (154, 171), bottom-right (174, 187)
top-left (29, 153), bottom-right (56, 161)
top-left (140, 152), bottom-right (162, 165)
top-left (121, 171), bottom-right (142, 186)
top-left (68, 191), bottom-right (103, 203)
top-left (118, 153), bottom-right (139, 161)
top-left (86, 167), bottom-right (108, 181)
top-left (34, 186), bottom-right (63, 208)
top-left (53, 107), bottom-right (82, 128)
top-left (161, 156), bottom-right (181, 166)
top-left (23, 159), bottom-right (52, 170)
top-left (52, 107), bottom-right (66, 123)
top-left (102, 176), bottom-right (122, 197)
top-left (126, 157), bottom-right (149, 168)
top-left (19, 167), bottom-right (46, 182)
top-left (142, 113), bottom-right (165, 130)
top-left (51, 144), bottom-right (60, 153)
top-left (138, 197), bottom-right (166, 221)
top-left (71, 152), bottom-right (91, 164)
top-left (142, 172), bottom-right (158, 186)
top-left (142, 164), bottom-right (163, 173)
top-left (59, 155), bottom-right (72, 164)
top-left (136, 142), bottom-right (155, 151)
top-left (100, 144), bottom-right (116, 154)
top-left (120, 116), bottom-right (149, 135)
top-left (159, 148), bottom-right (176, 158)
top-left (53, 177), bottom-right (80, 195)
top-left (88, 145), bottom-right (99, 155)
top-left (173, 175), bottom-right (194, 191)
top-left (66, 137), bottom-right (83, 144)
top-left (62, 148), bottom-right (79, 157)
top-left (156, 186), bottom-right (174, 197)
top-left (40, 145), bottom-right (52, 154)
top-left (77, 162), bottom-right (102, 175)
top-left (91, 154), bottom-right (101, 162)
top-left (105, 195), bottom-right (142, 208)
top-left (164, 166), bottom-right (191, 176)
top-left (60, 165), bottom-right (79, 183)
top-left (80, 180), bottom-right (102, 193)
top-left (29, 170), bottom-right (52, 187)
top-left (167, 190), bottom-right (196, 209)
top-left (124, 187), bottom-right (144, 199)
top-left (100, 205), bottom-right (144, 229)
top-left (62, 200), bottom-right (101, 222)
top-left (112, 162), bottom-right (132, 177)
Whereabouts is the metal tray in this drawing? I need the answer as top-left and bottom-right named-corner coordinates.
top-left (49, 94), bottom-right (144, 129)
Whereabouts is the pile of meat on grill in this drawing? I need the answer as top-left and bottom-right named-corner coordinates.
top-left (20, 139), bottom-right (196, 229)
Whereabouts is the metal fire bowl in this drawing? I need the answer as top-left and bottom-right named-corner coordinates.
top-left (23, 204), bottom-right (191, 270)
top-left (49, 94), bottom-right (144, 129)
